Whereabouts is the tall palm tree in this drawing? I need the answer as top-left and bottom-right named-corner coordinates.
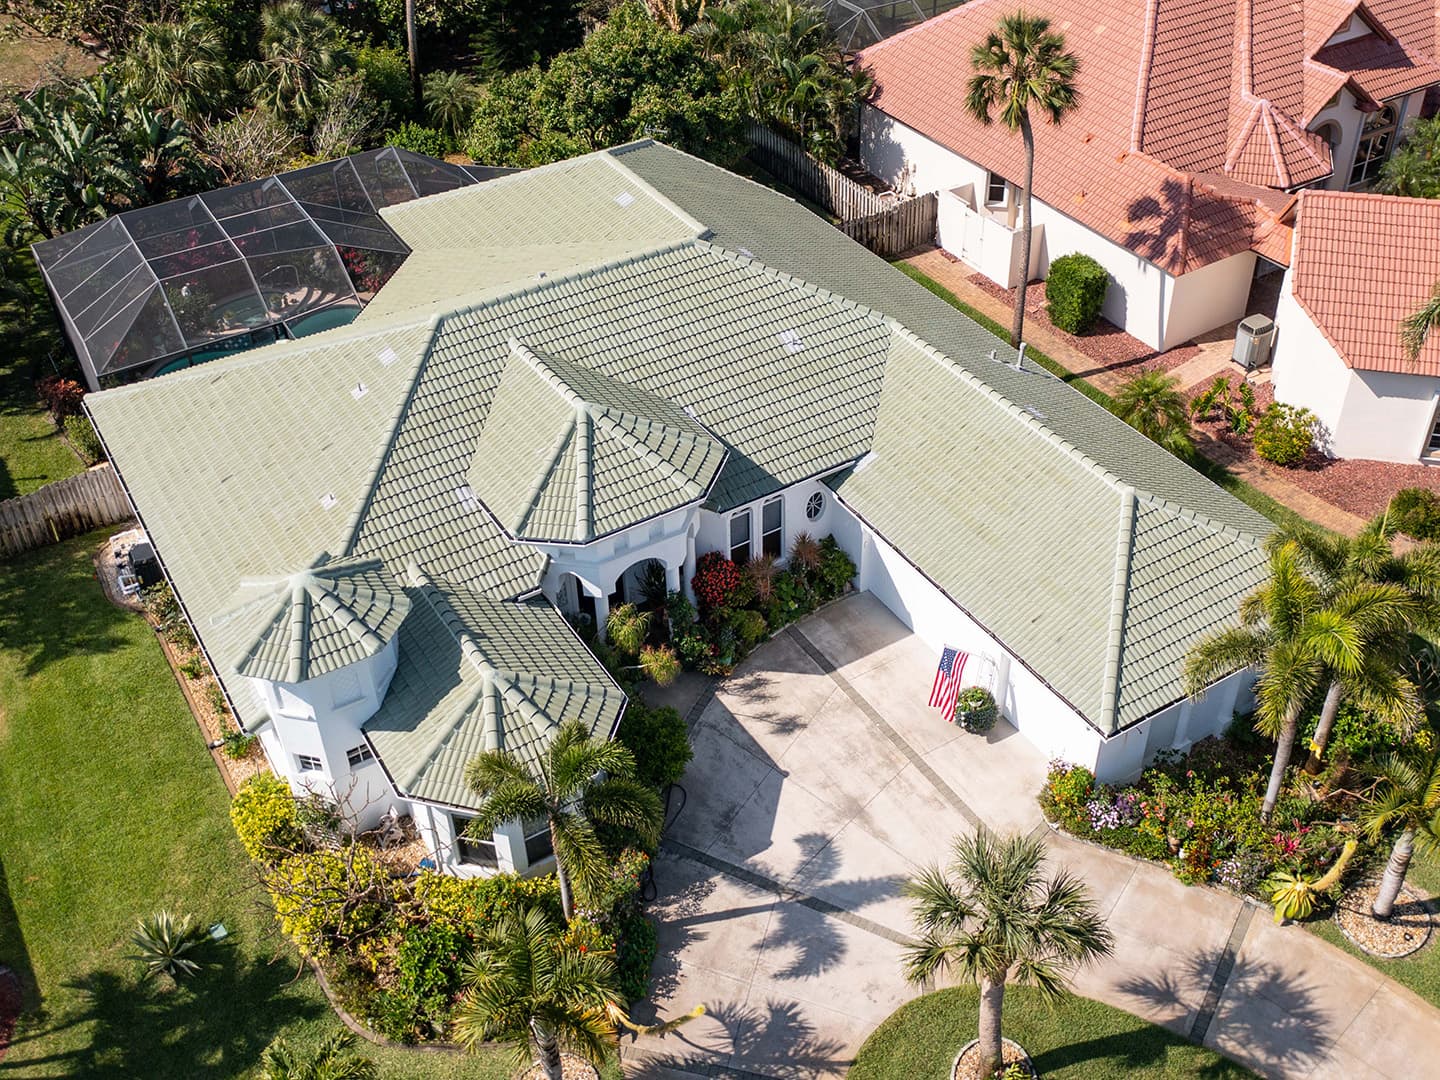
top-left (1113, 370), bottom-right (1193, 455)
top-left (241, 1), bottom-right (354, 122)
top-left (1272, 517), bottom-right (1436, 772)
top-left (463, 719), bottom-right (662, 919)
top-left (117, 20), bottom-right (232, 124)
top-left (904, 830), bottom-right (1112, 1079)
top-left (1402, 283), bottom-right (1440, 362)
top-left (1362, 744), bottom-right (1440, 919)
top-left (966, 13), bottom-right (1080, 349)
top-left (1185, 541), bottom-right (1414, 821)
top-left (259, 1031), bottom-right (377, 1080)
top-left (451, 906), bottom-right (619, 1080)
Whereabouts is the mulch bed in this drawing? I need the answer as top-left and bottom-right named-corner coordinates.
top-left (1335, 879), bottom-right (1435, 959)
top-left (0, 966), bottom-right (20, 1063)
top-left (966, 274), bottom-right (1201, 379)
top-left (518, 1053), bottom-right (600, 1080)
top-left (954, 1038), bottom-right (1034, 1080)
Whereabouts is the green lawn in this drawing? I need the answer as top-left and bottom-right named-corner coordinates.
top-left (891, 262), bottom-right (1323, 535)
top-left (0, 533), bottom-right (526, 1079)
top-left (0, 297), bottom-right (83, 499)
top-left (848, 987), bottom-right (1252, 1079)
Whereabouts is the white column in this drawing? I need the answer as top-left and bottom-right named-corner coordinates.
top-left (493, 818), bottom-right (525, 874)
top-left (682, 527), bottom-right (698, 604)
top-left (593, 591), bottom-right (610, 642)
top-left (664, 560), bottom-right (681, 596)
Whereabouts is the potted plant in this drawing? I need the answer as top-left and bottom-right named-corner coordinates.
top-left (954, 686), bottom-right (999, 734)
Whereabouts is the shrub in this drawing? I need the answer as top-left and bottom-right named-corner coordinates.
top-left (385, 120), bottom-right (450, 157)
top-left (205, 680), bottom-right (230, 716)
top-left (63, 413), bottom-right (104, 463)
top-left (816, 536), bottom-right (856, 600)
top-left (744, 554), bottom-right (778, 604)
top-left (616, 702), bottom-right (692, 790)
top-left (1253, 403), bottom-right (1317, 466)
top-left (614, 910), bottom-right (657, 1002)
top-left (692, 551), bottom-right (741, 612)
top-left (231, 774), bottom-right (304, 862)
top-left (37, 375), bottom-right (85, 421)
top-left (412, 871), bottom-right (562, 936)
top-left (1039, 761), bottom-right (1095, 829)
top-left (730, 608), bottom-right (768, 648)
top-left (179, 655), bottom-right (206, 679)
top-left (378, 920), bottom-right (472, 1042)
top-left (356, 44), bottom-right (413, 121)
top-left (268, 848), bottom-right (391, 958)
top-left (142, 582), bottom-right (196, 650)
top-left (1389, 487), bottom-right (1440, 540)
top-left (128, 910), bottom-right (207, 982)
top-left (639, 643), bottom-right (681, 686)
top-left (1045, 253), bottom-right (1109, 333)
top-left (222, 729), bottom-right (258, 759)
top-left (665, 589), bottom-right (697, 636)
top-left (954, 686), bottom-right (999, 733)
top-left (607, 603), bottom-right (651, 656)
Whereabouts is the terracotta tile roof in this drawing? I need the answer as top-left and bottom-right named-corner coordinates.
top-left (1290, 189), bottom-right (1440, 375)
top-left (861, 0), bottom-right (1440, 273)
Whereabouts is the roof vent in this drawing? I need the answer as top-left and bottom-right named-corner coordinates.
top-left (319, 492), bottom-right (338, 510)
top-left (1023, 405), bottom-right (1047, 420)
top-left (682, 404), bottom-right (699, 419)
top-left (778, 328), bottom-right (804, 354)
top-left (455, 485), bottom-right (481, 512)
top-left (377, 346), bottom-right (399, 367)
top-left (614, 192), bottom-right (636, 208)
top-left (738, 247), bottom-right (754, 258)
top-left (351, 381), bottom-right (369, 400)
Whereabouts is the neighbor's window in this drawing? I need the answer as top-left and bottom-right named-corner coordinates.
top-left (985, 172), bottom-right (1007, 206)
top-left (761, 497), bottom-right (783, 558)
top-left (729, 509), bottom-right (752, 564)
top-left (345, 743), bottom-right (375, 768)
top-left (1350, 104), bottom-right (1397, 186)
top-left (452, 814), bottom-right (499, 868)
top-left (296, 754), bottom-right (323, 773)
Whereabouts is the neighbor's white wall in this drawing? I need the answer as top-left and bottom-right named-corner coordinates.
top-left (1092, 666), bottom-right (1251, 782)
top-left (1271, 270), bottom-right (1353, 451)
top-left (1163, 251), bottom-right (1258, 349)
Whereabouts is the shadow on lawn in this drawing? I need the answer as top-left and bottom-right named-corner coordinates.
top-left (0, 943), bottom-right (326, 1078)
top-left (0, 531), bottom-right (133, 676)
top-left (0, 855), bottom-right (39, 1018)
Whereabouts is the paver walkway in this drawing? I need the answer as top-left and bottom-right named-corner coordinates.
top-left (626, 594), bottom-right (1440, 1079)
top-left (901, 248), bottom-right (1368, 537)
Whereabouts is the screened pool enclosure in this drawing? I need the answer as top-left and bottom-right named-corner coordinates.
top-left (35, 148), bottom-right (513, 390)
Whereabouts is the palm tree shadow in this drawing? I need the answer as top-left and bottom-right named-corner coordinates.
top-left (637, 996), bottom-right (849, 1078)
top-left (1122, 178), bottom-right (1254, 280)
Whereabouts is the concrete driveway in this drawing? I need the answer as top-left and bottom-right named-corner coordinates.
top-left (625, 593), bottom-right (1440, 1079)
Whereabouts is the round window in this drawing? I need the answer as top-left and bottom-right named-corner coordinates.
top-left (806, 492), bottom-right (825, 520)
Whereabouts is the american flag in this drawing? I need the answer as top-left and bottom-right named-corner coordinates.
top-left (928, 646), bottom-right (968, 716)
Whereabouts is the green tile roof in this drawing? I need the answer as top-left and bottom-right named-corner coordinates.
top-left (225, 555), bottom-right (411, 683)
top-left (465, 339), bottom-right (727, 543)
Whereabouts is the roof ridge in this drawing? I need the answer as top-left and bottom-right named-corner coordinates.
top-left (598, 148), bottom-right (712, 238)
top-left (1097, 485), bottom-right (1138, 734)
top-left (1131, 0), bottom-right (1163, 151)
top-left (856, 0), bottom-right (997, 57)
top-left (589, 407), bottom-right (706, 500)
top-left (1132, 487), bottom-right (1263, 544)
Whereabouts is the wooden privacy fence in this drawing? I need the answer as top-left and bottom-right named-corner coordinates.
top-left (0, 463), bottom-right (131, 558)
top-left (745, 124), bottom-right (937, 258)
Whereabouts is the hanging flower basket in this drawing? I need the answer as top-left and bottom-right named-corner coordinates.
top-left (954, 686), bottom-right (999, 734)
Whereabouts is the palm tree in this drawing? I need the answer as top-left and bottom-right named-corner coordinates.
top-left (1362, 744), bottom-right (1440, 919)
top-left (966, 13), bottom-right (1080, 349)
top-left (1402, 283), bottom-right (1440, 362)
top-left (241, 1), bottom-right (354, 122)
top-left (422, 71), bottom-right (480, 144)
top-left (117, 20), bottom-right (232, 124)
top-left (904, 830), bottom-right (1112, 1078)
top-left (1185, 540), bottom-right (1415, 821)
top-left (1272, 517), bottom-right (1435, 772)
top-left (259, 1031), bottom-right (377, 1080)
top-left (126, 107), bottom-right (216, 205)
top-left (1113, 370), bottom-right (1192, 455)
top-left (451, 906), bottom-right (619, 1080)
top-left (463, 719), bottom-right (662, 919)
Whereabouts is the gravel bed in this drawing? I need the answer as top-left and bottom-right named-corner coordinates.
top-left (1335, 878), bottom-right (1435, 958)
top-left (953, 1037), bottom-right (1034, 1080)
top-left (519, 1054), bottom-right (600, 1080)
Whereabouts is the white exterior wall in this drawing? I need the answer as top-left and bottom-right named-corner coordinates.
top-left (1310, 87), bottom-right (1430, 192)
top-left (410, 800), bottom-right (526, 878)
top-left (696, 477), bottom-right (851, 568)
top-left (860, 106), bottom-right (1245, 351)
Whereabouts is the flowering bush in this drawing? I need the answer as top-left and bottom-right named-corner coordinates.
top-left (37, 376), bottom-right (85, 422)
top-left (230, 774), bottom-right (304, 863)
top-left (692, 551), bottom-right (741, 612)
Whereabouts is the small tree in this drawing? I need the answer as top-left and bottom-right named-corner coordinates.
top-left (1113, 371), bottom-right (1192, 455)
top-left (1362, 745), bottom-right (1440, 919)
top-left (904, 830), bottom-right (1112, 1078)
top-left (1402, 282), bottom-right (1440, 362)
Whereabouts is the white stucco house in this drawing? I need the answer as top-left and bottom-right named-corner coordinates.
top-left (80, 142), bottom-right (1271, 879)
top-left (857, 0), bottom-right (1440, 354)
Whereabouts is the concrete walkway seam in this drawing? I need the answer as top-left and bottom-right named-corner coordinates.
top-left (1188, 900), bottom-right (1257, 1044)
top-left (662, 839), bottom-right (916, 948)
top-left (787, 625), bottom-right (984, 830)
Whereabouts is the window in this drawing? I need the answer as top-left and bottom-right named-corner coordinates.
top-left (1350, 104), bottom-right (1397, 187)
top-left (1426, 406), bottom-right (1440, 457)
top-left (296, 754), bottom-right (323, 773)
top-left (805, 491), bottom-right (825, 521)
top-left (345, 743), bottom-right (375, 768)
top-left (985, 173), bottom-right (1007, 206)
top-left (761, 497), bottom-right (783, 558)
top-left (524, 818), bottom-right (554, 865)
top-left (729, 509), bottom-right (752, 564)
top-left (452, 815), bottom-right (499, 868)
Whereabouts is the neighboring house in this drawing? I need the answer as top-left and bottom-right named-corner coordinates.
top-left (857, 0), bottom-right (1440, 352)
top-left (1272, 189), bottom-right (1440, 461)
top-left (84, 142), bottom-right (1271, 879)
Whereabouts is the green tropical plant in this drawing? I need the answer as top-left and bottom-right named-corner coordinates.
top-left (451, 906), bottom-right (620, 1079)
top-left (463, 719), bottom-right (662, 919)
top-left (1265, 838), bottom-right (1357, 923)
top-left (639, 643), bottom-right (682, 685)
top-left (954, 686), bottom-right (999, 734)
top-left (258, 1031), bottom-right (378, 1079)
top-left (1184, 540), bottom-right (1417, 822)
top-left (126, 106), bottom-right (216, 204)
top-left (1362, 744), bottom-right (1440, 918)
top-left (1377, 116), bottom-right (1440, 199)
top-left (1113, 371), bottom-right (1193, 455)
top-left (117, 20), bottom-right (232, 123)
top-left (903, 830), bottom-right (1112, 1079)
top-left (1044, 252), bottom-right (1107, 333)
top-left (1252, 403), bottom-right (1319, 466)
top-left (965, 13), bottom-right (1080, 349)
top-left (422, 70), bottom-right (480, 143)
top-left (1402, 282), bottom-right (1440, 362)
top-left (128, 909), bottom-right (208, 981)
top-left (607, 602), bottom-right (651, 656)
top-left (240, 1), bottom-right (354, 122)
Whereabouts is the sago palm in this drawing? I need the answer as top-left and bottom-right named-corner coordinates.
top-left (1113, 370), bottom-right (1193, 455)
top-left (259, 1031), bottom-right (377, 1080)
top-left (904, 830), bottom-right (1112, 1079)
top-left (1185, 540), bottom-right (1414, 821)
top-left (463, 719), bottom-right (662, 919)
top-left (1362, 744), bottom-right (1440, 919)
top-left (118, 20), bottom-right (233, 124)
top-left (451, 906), bottom-right (619, 1080)
top-left (1271, 516), bottom-right (1435, 771)
top-left (966, 13), bottom-right (1080, 349)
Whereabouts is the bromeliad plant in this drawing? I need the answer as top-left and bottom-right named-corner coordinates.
top-left (1266, 838), bottom-right (1358, 923)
